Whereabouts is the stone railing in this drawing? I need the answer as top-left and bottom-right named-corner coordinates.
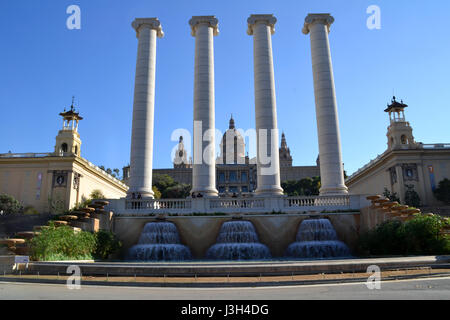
top-left (209, 198), bottom-right (265, 209)
top-left (109, 194), bottom-right (365, 216)
top-left (420, 143), bottom-right (450, 149)
top-left (0, 152), bottom-right (54, 158)
top-left (125, 199), bottom-right (192, 212)
top-left (284, 195), bottom-right (350, 208)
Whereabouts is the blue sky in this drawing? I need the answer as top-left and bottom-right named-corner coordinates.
top-left (1, 0), bottom-right (449, 176)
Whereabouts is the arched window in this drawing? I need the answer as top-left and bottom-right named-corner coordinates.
top-left (74, 146), bottom-right (78, 155)
top-left (390, 137), bottom-right (394, 145)
top-left (401, 135), bottom-right (407, 144)
top-left (61, 143), bottom-right (68, 153)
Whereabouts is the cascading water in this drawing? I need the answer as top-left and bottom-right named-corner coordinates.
top-left (128, 221), bottom-right (192, 261)
top-left (206, 220), bottom-right (271, 260)
top-left (285, 219), bottom-right (351, 259)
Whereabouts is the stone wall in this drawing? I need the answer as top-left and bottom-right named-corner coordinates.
top-left (113, 213), bottom-right (360, 259)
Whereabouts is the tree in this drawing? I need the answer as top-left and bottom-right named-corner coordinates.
top-left (434, 178), bottom-right (450, 205)
top-left (90, 189), bottom-right (105, 200)
top-left (152, 174), bottom-right (192, 199)
top-left (113, 168), bottom-right (121, 179)
top-left (383, 188), bottom-right (400, 203)
top-left (281, 177), bottom-right (320, 196)
top-left (0, 194), bottom-right (22, 214)
top-left (152, 174), bottom-right (176, 192)
top-left (164, 184), bottom-right (191, 199)
top-left (404, 184), bottom-right (421, 208)
top-left (152, 186), bottom-right (162, 199)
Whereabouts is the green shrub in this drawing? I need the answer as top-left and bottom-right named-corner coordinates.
top-left (152, 186), bottom-right (162, 199)
top-left (357, 220), bottom-right (405, 256)
top-left (0, 194), bottom-right (22, 214)
top-left (401, 215), bottom-right (449, 255)
top-left (90, 189), bottom-right (105, 200)
top-left (23, 206), bottom-right (39, 215)
top-left (93, 230), bottom-right (122, 260)
top-left (30, 222), bottom-right (96, 261)
top-left (357, 215), bottom-right (450, 256)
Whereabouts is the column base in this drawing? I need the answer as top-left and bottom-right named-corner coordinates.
top-left (190, 187), bottom-right (219, 198)
top-left (319, 185), bottom-right (349, 196)
top-left (127, 189), bottom-right (154, 199)
top-left (255, 186), bottom-right (284, 197)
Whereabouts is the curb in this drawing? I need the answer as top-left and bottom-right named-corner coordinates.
top-left (1, 272), bottom-right (450, 288)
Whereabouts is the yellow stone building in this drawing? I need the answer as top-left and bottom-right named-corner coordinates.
top-left (346, 97), bottom-right (450, 208)
top-left (0, 104), bottom-right (128, 213)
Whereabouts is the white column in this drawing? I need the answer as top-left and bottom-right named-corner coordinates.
top-left (303, 14), bottom-right (348, 195)
top-left (247, 14), bottom-right (283, 196)
top-left (189, 16), bottom-right (219, 197)
top-left (128, 18), bottom-right (164, 198)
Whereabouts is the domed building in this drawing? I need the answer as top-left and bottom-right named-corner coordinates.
top-left (217, 116), bottom-right (246, 165)
top-left (124, 115), bottom-right (320, 196)
top-left (215, 116), bottom-right (256, 194)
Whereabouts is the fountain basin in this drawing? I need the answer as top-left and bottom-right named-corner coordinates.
top-left (128, 244), bottom-right (192, 261)
top-left (206, 243), bottom-right (271, 260)
top-left (286, 240), bottom-right (351, 259)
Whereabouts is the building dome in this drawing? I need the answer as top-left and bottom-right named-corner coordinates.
top-left (218, 116), bottom-right (246, 164)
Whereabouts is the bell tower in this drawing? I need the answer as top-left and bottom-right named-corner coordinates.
top-left (54, 98), bottom-right (83, 157)
top-left (173, 136), bottom-right (191, 168)
top-left (279, 132), bottom-right (293, 167)
top-left (385, 96), bottom-right (416, 150)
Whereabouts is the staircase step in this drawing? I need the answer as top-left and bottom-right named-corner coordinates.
top-left (15, 231), bottom-right (40, 240)
top-left (51, 221), bottom-right (69, 226)
top-left (33, 226), bottom-right (49, 231)
top-left (0, 239), bottom-right (27, 247)
top-left (59, 215), bottom-right (79, 221)
top-left (93, 200), bottom-right (109, 206)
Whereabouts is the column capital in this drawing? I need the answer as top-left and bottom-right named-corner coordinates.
top-left (247, 14), bottom-right (277, 35)
top-left (302, 13), bottom-right (334, 35)
top-left (132, 18), bottom-right (164, 39)
top-left (189, 16), bottom-right (219, 37)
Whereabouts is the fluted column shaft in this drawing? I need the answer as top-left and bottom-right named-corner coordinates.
top-left (190, 16), bottom-right (219, 196)
top-left (128, 18), bottom-right (163, 198)
top-left (303, 14), bottom-right (348, 195)
top-left (247, 14), bottom-right (283, 196)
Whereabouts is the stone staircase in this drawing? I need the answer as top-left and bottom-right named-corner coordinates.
top-left (0, 200), bottom-right (110, 257)
top-left (364, 195), bottom-right (450, 235)
top-left (366, 195), bottom-right (422, 222)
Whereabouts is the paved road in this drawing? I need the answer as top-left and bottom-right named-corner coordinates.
top-left (0, 277), bottom-right (449, 300)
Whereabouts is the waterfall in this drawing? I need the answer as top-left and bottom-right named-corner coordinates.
top-left (285, 219), bottom-right (351, 259)
top-left (128, 221), bottom-right (192, 261)
top-left (206, 220), bottom-right (271, 260)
